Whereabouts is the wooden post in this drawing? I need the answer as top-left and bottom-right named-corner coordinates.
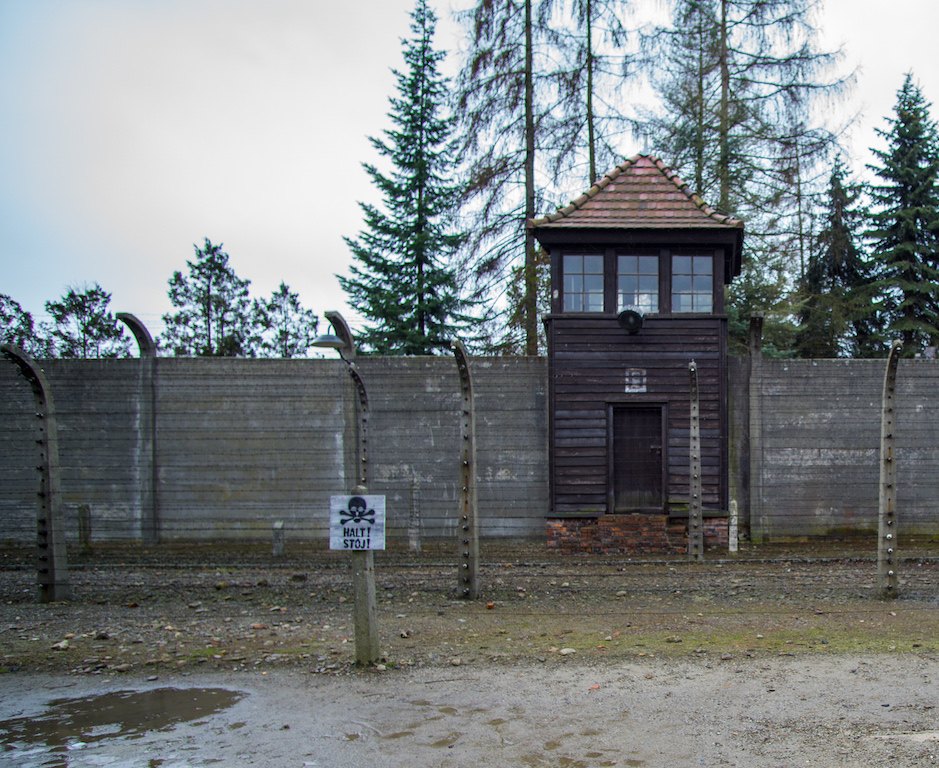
top-left (352, 544), bottom-right (379, 664)
top-left (877, 341), bottom-right (902, 598)
top-left (78, 504), bottom-right (92, 553)
top-left (2, 344), bottom-right (71, 602)
top-left (688, 360), bottom-right (704, 561)
top-left (452, 340), bottom-right (479, 599)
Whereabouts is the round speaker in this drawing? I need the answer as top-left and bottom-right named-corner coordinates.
top-left (617, 308), bottom-right (644, 335)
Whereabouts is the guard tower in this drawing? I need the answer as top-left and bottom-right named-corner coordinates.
top-left (530, 155), bottom-right (743, 553)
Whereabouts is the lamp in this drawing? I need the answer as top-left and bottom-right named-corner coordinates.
top-left (311, 310), bottom-right (357, 358)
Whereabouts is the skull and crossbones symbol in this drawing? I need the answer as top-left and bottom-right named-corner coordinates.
top-left (340, 496), bottom-right (375, 526)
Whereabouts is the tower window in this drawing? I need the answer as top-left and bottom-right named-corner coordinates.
top-left (617, 255), bottom-right (659, 313)
top-left (672, 255), bottom-right (712, 313)
top-left (563, 254), bottom-right (604, 312)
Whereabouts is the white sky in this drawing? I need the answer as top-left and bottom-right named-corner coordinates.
top-left (1, 0), bottom-right (937, 341)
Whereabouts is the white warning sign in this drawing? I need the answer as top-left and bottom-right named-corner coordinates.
top-left (329, 495), bottom-right (386, 551)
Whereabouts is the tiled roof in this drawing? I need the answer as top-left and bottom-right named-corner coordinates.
top-left (529, 154), bottom-right (743, 231)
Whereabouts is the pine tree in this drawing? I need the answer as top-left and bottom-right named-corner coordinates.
top-left (0, 294), bottom-right (41, 354)
top-left (340, 0), bottom-right (466, 355)
top-left (867, 73), bottom-right (939, 353)
top-left (256, 282), bottom-right (319, 358)
top-left (161, 238), bottom-right (258, 357)
top-left (795, 159), bottom-right (878, 357)
top-left (44, 283), bottom-right (130, 358)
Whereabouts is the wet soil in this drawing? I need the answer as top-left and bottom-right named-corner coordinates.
top-left (1, 542), bottom-right (938, 765)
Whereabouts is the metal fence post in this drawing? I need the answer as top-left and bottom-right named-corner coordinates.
top-left (877, 340), bottom-right (902, 598)
top-left (452, 340), bottom-right (479, 599)
top-left (1, 344), bottom-right (71, 602)
top-left (688, 360), bottom-right (704, 561)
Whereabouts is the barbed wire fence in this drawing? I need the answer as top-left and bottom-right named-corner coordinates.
top-left (1, 349), bottom-right (938, 610)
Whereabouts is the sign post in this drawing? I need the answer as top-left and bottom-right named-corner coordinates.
top-left (330, 494), bottom-right (385, 664)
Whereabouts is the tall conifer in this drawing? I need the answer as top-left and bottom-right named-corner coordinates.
top-left (796, 159), bottom-right (877, 357)
top-left (340, 0), bottom-right (465, 355)
top-left (868, 73), bottom-right (939, 353)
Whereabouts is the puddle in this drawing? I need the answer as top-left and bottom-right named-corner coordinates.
top-left (0, 687), bottom-right (244, 765)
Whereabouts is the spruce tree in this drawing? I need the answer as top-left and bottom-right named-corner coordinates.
top-left (867, 73), bottom-right (939, 353)
top-left (795, 159), bottom-right (877, 357)
top-left (340, 0), bottom-right (465, 355)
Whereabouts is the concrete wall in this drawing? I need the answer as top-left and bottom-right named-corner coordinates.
top-left (0, 356), bottom-right (548, 544)
top-left (745, 357), bottom-right (939, 541)
top-left (3, 352), bottom-right (938, 545)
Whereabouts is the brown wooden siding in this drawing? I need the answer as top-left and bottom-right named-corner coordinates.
top-left (547, 314), bottom-right (727, 517)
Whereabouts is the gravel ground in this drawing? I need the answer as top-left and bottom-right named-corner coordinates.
top-left (1, 542), bottom-right (938, 766)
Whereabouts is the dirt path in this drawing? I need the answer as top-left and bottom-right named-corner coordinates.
top-left (1, 655), bottom-right (938, 767)
top-left (1, 547), bottom-right (939, 765)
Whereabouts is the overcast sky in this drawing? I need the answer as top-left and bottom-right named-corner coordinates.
top-left (2, 0), bottom-right (937, 343)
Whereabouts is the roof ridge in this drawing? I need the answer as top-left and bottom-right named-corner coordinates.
top-left (528, 154), bottom-right (742, 229)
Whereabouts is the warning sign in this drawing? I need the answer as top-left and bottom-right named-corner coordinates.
top-left (329, 495), bottom-right (386, 551)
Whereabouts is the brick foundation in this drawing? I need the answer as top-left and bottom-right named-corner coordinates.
top-left (546, 514), bottom-right (728, 555)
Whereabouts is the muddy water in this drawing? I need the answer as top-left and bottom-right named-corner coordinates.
top-left (0, 687), bottom-right (244, 767)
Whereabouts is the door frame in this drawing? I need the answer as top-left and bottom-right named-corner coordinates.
top-left (607, 402), bottom-right (668, 514)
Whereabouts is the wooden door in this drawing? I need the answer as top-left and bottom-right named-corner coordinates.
top-left (611, 406), bottom-right (664, 512)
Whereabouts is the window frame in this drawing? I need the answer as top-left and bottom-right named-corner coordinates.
top-left (616, 253), bottom-right (660, 314)
top-left (670, 253), bottom-right (714, 314)
top-left (555, 247), bottom-right (723, 316)
top-left (561, 252), bottom-right (606, 313)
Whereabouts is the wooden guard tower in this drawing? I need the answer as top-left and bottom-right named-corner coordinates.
top-left (530, 155), bottom-right (743, 554)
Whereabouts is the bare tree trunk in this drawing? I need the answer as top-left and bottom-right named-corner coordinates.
top-left (524, 0), bottom-right (538, 355)
top-left (718, 0), bottom-right (730, 212)
top-left (586, 0), bottom-right (596, 184)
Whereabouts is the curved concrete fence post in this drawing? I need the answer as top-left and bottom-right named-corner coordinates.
top-left (324, 310), bottom-right (357, 359)
top-left (452, 339), bottom-right (479, 599)
top-left (878, 340), bottom-right (902, 598)
top-left (116, 312), bottom-right (156, 357)
top-left (116, 313), bottom-right (159, 545)
top-left (1, 344), bottom-right (71, 602)
top-left (688, 360), bottom-right (703, 561)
